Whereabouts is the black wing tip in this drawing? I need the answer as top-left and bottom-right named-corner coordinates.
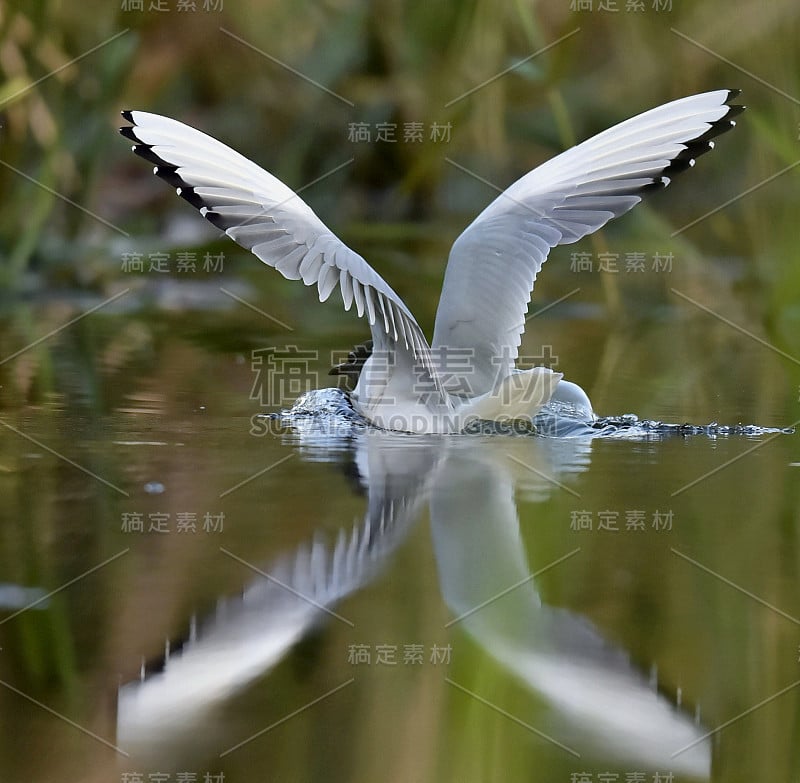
top-left (151, 165), bottom-right (211, 210)
top-left (119, 125), bottom-right (138, 142)
top-left (153, 165), bottom-right (185, 189)
top-left (177, 186), bottom-right (207, 210)
top-left (721, 88), bottom-right (745, 122)
top-left (638, 176), bottom-right (669, 195)
top-left (723, 88), bottom-right (745, 115)
top-left (203, 209), bottom-right (229, 230)
top-left (662, 157), bottom-right (695, 177)
top-left (132, 143), bottom-right (163, 166)
top-left (659, 92), bottom-right (744, 178)
top-left (121, 120), bottom-right (217, 220)
top-left (120, 109), bottom-right (135, 123)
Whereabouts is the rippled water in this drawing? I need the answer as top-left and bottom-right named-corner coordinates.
top-left (0, 283), bottom-right (799, 783)
top-left (275, 386), bottom-right (794, 440)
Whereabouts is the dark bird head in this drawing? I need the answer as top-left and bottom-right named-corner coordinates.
top-left (328, 340), bottom-right (373, 390)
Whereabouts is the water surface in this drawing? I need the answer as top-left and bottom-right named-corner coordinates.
top-left (0, 273), bottom-right (798, 783)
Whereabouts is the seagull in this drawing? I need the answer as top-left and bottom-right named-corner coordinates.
top-left (120, 89), bottom-right (743, 433)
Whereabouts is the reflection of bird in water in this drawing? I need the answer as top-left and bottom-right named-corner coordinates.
top-left (118, 428), bottom-right (708, 775)
top-left (121, 91), bottom-right (742, 432)
top-left (116, 433), bottom-right (442, 762)
top-left (430, 442), bottom-right (710, 776)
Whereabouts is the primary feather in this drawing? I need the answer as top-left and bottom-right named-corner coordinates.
top-left (120, 89), bottom-right (742, 430)
top-left (431, 89), bottom-right (743, 395)
top-left (120, 110), bottom-right (447, 400)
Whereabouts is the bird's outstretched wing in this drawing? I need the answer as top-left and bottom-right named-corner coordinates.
top-left (120, 111), bottom-right (445, 398)
top-left (432, 89), bottom-right (744, 396)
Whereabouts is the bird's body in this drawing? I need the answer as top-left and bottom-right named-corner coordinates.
top-left (121, 90), bottom-right (742, 433)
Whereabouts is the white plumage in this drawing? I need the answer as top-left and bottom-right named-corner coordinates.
top-left (121, 89), bottom-right (742, 432)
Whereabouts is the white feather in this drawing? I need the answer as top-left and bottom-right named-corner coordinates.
top-left (123, 90), bottom-right (740, 429)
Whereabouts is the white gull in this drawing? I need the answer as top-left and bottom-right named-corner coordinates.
top-left (121, 89), bottom-right (742, 433)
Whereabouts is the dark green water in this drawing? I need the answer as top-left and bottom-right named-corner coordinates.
top-left (0, 260), bottom-right (798, 782)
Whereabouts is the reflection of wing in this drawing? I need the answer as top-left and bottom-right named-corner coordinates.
top-left (118, 529), bottom-right (363, 754)
top-left (432, 91), bottom-right (743, 395)
top-left (356, 434), bottom-right (443, 548)
top-left (120, 112), bottom-right (446, 400)
top-left (117, 432), bottom-right (442, 758)
top-left (430, 439), bottom-right (710, 777)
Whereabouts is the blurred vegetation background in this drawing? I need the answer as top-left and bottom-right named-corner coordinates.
top-left (0, 0), bottom-right (798, 407)
top-left (1, 5), bottom-right (800, 782)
